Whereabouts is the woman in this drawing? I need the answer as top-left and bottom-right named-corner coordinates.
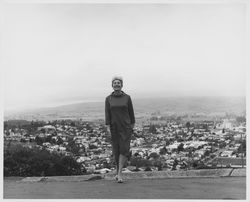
top-left (105, 76), bottom-right (135, 183)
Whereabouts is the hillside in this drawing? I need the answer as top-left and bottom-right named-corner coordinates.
top-left (4, 96), bottom-right (245, 121)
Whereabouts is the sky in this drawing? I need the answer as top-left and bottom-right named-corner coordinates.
top-left (1, 3), bottom-right (246, 111)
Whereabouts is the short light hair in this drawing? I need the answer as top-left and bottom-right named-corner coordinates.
top-left (112, 76), bottom-right (123, 87)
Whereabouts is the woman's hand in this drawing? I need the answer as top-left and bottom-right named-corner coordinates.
top-left (106, 125), bottom-right (111, 134)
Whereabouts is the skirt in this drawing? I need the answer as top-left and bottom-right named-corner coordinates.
top-left (110, 123), bottom-right (132, 162)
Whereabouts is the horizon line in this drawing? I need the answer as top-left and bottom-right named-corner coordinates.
top-left (4, 95), bottom-right (246, 113)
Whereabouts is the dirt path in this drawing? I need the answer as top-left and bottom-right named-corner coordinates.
top-left (4, 176), bottom-right (246, 199)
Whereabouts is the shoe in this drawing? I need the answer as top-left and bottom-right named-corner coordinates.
top-left (117, 177), bottom-right (123, 183)
top-left (114, 175), bottom-right (118, 181)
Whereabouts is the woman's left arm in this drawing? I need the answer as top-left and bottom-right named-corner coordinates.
top-left (128, 96), bottom-right (135, 126)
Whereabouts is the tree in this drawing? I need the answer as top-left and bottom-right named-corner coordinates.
top-left (89, 144), bottom-right (98, 150)
top-left (149, 152), bottom-right (159, 159)
top-left (159, 147), bottom-right (167, 155)
top-left (4, 144), bottom-right (84, 177)
top-left (237, 139), bottom-right (246, 154)
top-left (172, 159), bottom-right (178, 170)
top-left (204, 150), bottom-right (210, 157)
top-left (186, 122), bottom-right (191, 131)
top-left (219, 142), bottom-right (226, 149)
top-left (177, 143), bottom-right (184, 152)
top-left (153, 159), bottom-right (163, 171)
top-left (130, 157), bottom-right (151, 168)
top-left (149, 124), bottom-right (157, 134)
top-left (51, 138), bottom-right (57, 144)
top-left (66, 138), bottom-right (80, 155)
top-left (165, 139), bottom-right (171, 146)
top-left (57, 137), bottom-right (64, 145)
top-left (45, 135), bottom-right (52, 143)
top-left (20, 138), bottom-right (27, 143)
top-left (144, 166), bottom-right (152, 171)
top-left (236, 116), bottom-right (246, 123)
top-left (35, 136), bottom-right (44, 146)
top-left (188, 150), bottom-right (193, 158)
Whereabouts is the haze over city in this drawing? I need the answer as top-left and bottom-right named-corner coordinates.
top-left (2, 3), bottom-right (246, 112)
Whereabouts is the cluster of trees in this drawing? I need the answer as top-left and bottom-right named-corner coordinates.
top-left (4, 144), bottom-right (85, 177)
top-left (148, 124), bottom-right (157, 134)
top-left (67, 137), bottom-right (84, 155)
top-left (34, 135), bottom-right (60, 145)
top-left (236, 116), bottom-right (246, 123)
top-left (130, 156), bottom-right (151, 169)
top-left (34, 136), bottom-right (85, 156)
top-left (4, 119), bottom-right (98, 136)
top-left (150, 115), bottom-right (183, 123)
top-left (130, 155), bottom-right (190, 171)
top-left (147, 121), bottom-right (213, 136)
top-left (237, 139), bottom-right (246, 155)
top-left (4, 120), bottom-right (46, 136)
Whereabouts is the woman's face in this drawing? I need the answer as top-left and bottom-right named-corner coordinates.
top-left (112, 80), bottom-right (122, 91)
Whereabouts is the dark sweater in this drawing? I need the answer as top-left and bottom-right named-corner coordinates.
top-left (105, 91), bottom-right (135, 126)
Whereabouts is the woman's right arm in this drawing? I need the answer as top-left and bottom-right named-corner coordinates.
top-left (105, 97), bottom-right (111, 126)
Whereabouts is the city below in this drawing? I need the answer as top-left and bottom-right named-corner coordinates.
top-left (4, 100), bottom-right (246, 176)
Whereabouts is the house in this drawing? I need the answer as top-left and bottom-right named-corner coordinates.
top-left (220, 150), bottom-right (233, 157)
top-left (212, 157), bottom-right (246, 168)
top-left (77, 156), bottom-right (91, 163)
top-left (43, 142), bottom-right (51, 147)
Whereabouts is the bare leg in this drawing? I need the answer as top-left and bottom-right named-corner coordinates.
top-left (114, 156), bottom-right (119, 180)
top-left (117, 154), bottom-right (127, 182)
top-left (116, 165), bottom-right (119, 176)
top-left (115, 155), bottom-right (119, 175)
top-left (112, 142), bottom-right (119, 179)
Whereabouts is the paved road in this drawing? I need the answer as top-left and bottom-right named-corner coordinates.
top-left (4, 177), bottom-right (246, 199)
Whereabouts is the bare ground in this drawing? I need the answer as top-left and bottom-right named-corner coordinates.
top-left (4, 176), bottom-right (246, 199)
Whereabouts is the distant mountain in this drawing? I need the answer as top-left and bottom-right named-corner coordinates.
top-left (4, 96), bottom-right (245, 121)
top-left (134, 96), bottom-right (245, 114)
